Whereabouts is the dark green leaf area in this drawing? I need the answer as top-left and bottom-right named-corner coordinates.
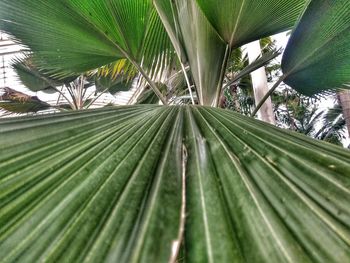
top-left (95, 76), bottom-right (132, 95)
top-left (0, 106), bottom-right (349, 263)
top-left (282, 0), bottom-right (350, 95)
top-left (192, 107), bottom-right (350, 263)
top-left (0, 106), bottom-right (183, 263)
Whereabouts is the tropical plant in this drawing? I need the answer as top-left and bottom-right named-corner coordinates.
top-left (246, 41), bottom-right (275, 123)
top-left (0, 1), bottom-right (350, 262)
top-left (0, 87), bottom-right (51, 113)
top-left (273, 89), bottom-right (348, 145)
top-left (316, 103), bottom-right (348, 146)
top-left (337, 89), bottom-right (350, 138)
top-left (0, 57), bottom-right (134, 113)
top-left (221, 37), bottom-right (279, 115)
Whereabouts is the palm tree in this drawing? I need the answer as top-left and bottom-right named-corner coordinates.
top-left (0, 1), bottom-right (350, 262)
top-left (315, 103), bottom-right (347, 146)
top-left (0, 57), bottom-right (134, 114)
top-left (338, 89), bottom-right (350, 137)
top-left (246, 40), bottom-right (275, 124)
top-left (221, 37), bottom-right (279, 117)
top-left (273, 89), bottom-right (348, 145)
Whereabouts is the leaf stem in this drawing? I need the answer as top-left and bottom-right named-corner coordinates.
top-left (169, 143), bottom-right (187, 263)
top-left (251, 75), bottom-right (286, 117)
top-left (52, 86), bottom-right (76, 110)
top-left (85, 87), bottom-right (110, 109)
top-left (214, 45), bottom-right (231, 107)
top-left (180, 63), bottom-right (195, 105)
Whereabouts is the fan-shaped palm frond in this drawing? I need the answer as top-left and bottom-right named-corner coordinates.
top-left (0, 0), bottom-right (175, 103)
top-left (154, 0), bottom-right (309, 106)
top-left (282, 0), bottom-right (350, 95)
top-left (0, 106), bottom-right (350, 262)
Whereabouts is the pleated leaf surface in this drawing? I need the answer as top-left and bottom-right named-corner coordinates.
top-left (282, 0), bottom-right (350, 95)
top-left (154, 0), bottom-right (308, 106)
top-left (0, 0), bottom-right (174, 80)
top-left (195, 0), bottom-right (308, 48)
top-left (1, 106), bottom-right (350, 262)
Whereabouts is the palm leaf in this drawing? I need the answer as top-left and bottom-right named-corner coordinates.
top-left (171, 0), bottom-right (229, 106)
top-left (1, 106), bottom-right (349, 262)
top-left (136, 88), bottom-right (161, 104)
top-left (0, 100), bottom-right (51, 114)
top-left (153, 0), bottom-right (187, 63)
top-left (224, 49), bottom-right (281, 89)
top-left (195, 0), bottom-right (308, 48)
top-left (0, 1), bottom-right (124, 77)
top-left (98, 59), bottom-right (137, 81)
top-left (0, 87), bottom-right (52, 113)
top-left (95, 75), bottom-right (133, 95)
top-left (154, 0), bottom-right (308, 106)
top-left (282, 0), bottom-right (350, 95)
top-left (11, 57), bottom-right (79, 94)
top-left (0, 0), bottom-right (175, 96)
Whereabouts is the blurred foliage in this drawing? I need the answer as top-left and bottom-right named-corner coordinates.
top-left (221, 37), bottom-right (347, 147)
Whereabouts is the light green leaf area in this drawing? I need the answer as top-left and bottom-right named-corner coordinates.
top-left (136, 89), bottom-right (160, 104)
top-left (282, 0), bottom-right (350, 95)
top-left (154, 0), bottom-right (308, 106)
top-left (0, 0), bottom-right (123, 76)
top-left (153, 0), bottom-right (187, 62)
top-left (0, 0), bottom-right (173, 79)
top-left (1, 106), bottom-right (350, 262)
top-left (195, 0), bottom-right (308, 48)
top-left (173, 0), bottom-right (228, 106)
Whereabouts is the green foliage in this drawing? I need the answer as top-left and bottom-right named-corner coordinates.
top-left (0, 100), bottom-right (51, 114)
top-left (94, 75), bottom-right (132, 95)
top-left (137, 88), bottom-right (161, 104)
top-left (12, 57), bottom-right (79, 93)
top-left (1, 1), bottom-right (350, 262)
top-left (8, 57), bottom-right (132, 112)
top-left (0, 0), bottom-right (175, 86)
top-left (155, 0), bottom-right (308, 106)
top-left (273, 89), bottom-right (347, 146)
top-left (0, 87), bottom-right (52, 114)
top-left (195, 0), bottom-right (308, 48)
top-left (1, 106), bottom-right (350, 262)
top-left (282, 0), bottom-right (350, 95)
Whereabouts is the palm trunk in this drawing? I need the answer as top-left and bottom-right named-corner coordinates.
top-left (247, 40), bottom-right (275, 124)
top-left (338, 89), bottom-right (350, 138)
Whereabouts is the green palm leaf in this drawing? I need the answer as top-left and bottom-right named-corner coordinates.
top-left (0, 87), bottom-right (52, 113)
top-left (195, 0), bottom-right (308, 48)
top-left (95, 75), bottom-right (133, 95)
top-left (0, 1), bottom-right (123, 76)
top-left (224, 49), bottom-right (281, 89)
top-left (154, 0), bottom-right (308, 106)
top-left (0, 100), bottom-right (51, 114)
top-left (282, 0), bottom-right (350, 95)
top-left (174, 0), bottom-right (228, 106)
top-left (0, 0), bottom-right (174, 100)
top-left (12, 58), bottom-right (56, 93)
top-left (1, 106), bottom-right (349, 262)
top-left (12, 57), bottom-right (79, 94)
